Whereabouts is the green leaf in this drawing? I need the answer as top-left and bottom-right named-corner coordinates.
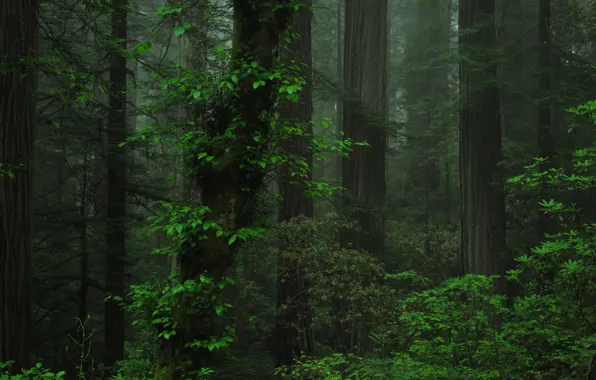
top-left (136, 41), bottom-right (152, 56)
top-left (228, 235), bottom-right (237, 245)
top-left (173, 27), bottom-right (185, 36)
top-left (215, 305), bottom-right (224, 316)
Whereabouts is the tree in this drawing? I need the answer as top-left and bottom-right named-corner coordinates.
top-left (157, 1), bottom-right (297, 376)
top-left (338, 0), bottom-right (388, 353)
top-left (104, 0), bottom-right (127, 369)
top-left (0, 0), bottom-right (38, 370)
top-left (275, 2), bottom-right (315, 367)
top-left (459, 0), bottom-right (507, 292)
top-left (537, 0), bottom-right (554, 239)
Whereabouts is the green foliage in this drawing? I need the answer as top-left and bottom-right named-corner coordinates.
top-left (275, 354), bottom-right (385, 379)
top-left (385, 221), bottom-right (460, 282)
top-left (275, 214), bottom-right (395, 335)
top-left (279, 100), bottom-right (596, 379)
top-left (112, 274), bottom-right (235, 352)
top-left (0, 163), bottom-right (15, 178)
top-left (0, 362), bottom-right (66, 380)
top-left (285, 273), bottom-right (591, 379)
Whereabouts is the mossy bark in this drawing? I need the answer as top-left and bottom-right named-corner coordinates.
top-left (157, 1), bottom-right (294, 378)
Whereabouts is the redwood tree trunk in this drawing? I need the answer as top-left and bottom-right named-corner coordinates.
top-left (275, 2), bottom-right (315, 367)
top-left (0, 0), bottom-right (37, 370)
top-left (338, 0), bottom-right (388, 354)
top-left (459, 0), bottom-right (507, 292)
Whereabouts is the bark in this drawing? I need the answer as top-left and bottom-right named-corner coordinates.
top-left (157, 1), bottom-right (295, 377)
top-left (341, 0), bottom-right (388, 256)
top-left (459, 0), bottom-right (507, 293)
top-left (274, 2), bottom-right (315, 367)
top-left (338, 0), bottom-right (388, 354)
top-left (104, 0), bottom-right (127, 370)
top-left (537, 0), bottom-right (554, 238)
top-left (0, 0), bottom-right (37, 370)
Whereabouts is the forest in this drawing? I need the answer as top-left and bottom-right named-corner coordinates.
top-left (2, 0), bottom-right (596, 378)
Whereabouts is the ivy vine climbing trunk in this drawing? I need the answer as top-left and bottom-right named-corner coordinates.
top-left (158, 1), bottom-right (295, 377)
top-left (0, 0), bottom-right (37, 371)
top-left (338, 0), bottom-right (388, 354)
top-left (104, 0), bottom-right (127, 370)
top-left (459, 0), bottom-right (508, 293)
top-left (275, 2), bottom-right (314, 367)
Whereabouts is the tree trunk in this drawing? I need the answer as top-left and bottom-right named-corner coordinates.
top-left (338, 0), bottom-right (388, 354)
top-left (157, 1), bottom-right (295, 377)
top-left (459, 0), bottom-right (507, 293)
top-left (104, 0), bottom-right (127, 370)
top-left (275, 2), bottom-right (315, 367)
top-left (537, 0), bottom-right (554, 238)
top-left (0, 0), bottom-right (37, 370)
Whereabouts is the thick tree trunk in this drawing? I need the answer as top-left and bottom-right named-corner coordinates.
top-left (0, 0), bottom-right (37, 370)
top-left (338, 0), bottom-right (388, 354)
top-left (104, 0), bottom-right (127, 370)
top-left (459, 0), bottom-right (507, 293)
top-left (157, 1), bottom-right (295, 377)
top-left (275, 2), bottom-right (315, 367)
top-left (341, 0), bottom-right (388, 258)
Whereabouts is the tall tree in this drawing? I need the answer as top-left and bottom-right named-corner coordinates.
top-left (537, 0), bottom-right (554, 238)
top-left (104, 0), bottom-right (127, 369)
top-left (275, 2), bottom-right (314, 367)
top-left (0, 0), bottom-right (37, 370)
top-left (158, 1), bottom-right (296, 376)
top-left (338, 0), bottom-right (388, 353)
top-left (459, 0), bottom-right (507, 291)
